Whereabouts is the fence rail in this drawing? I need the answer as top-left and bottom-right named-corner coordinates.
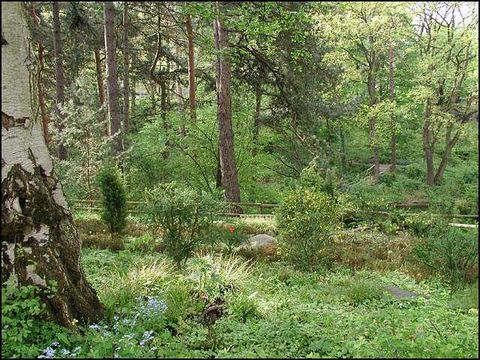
top-left (70, 199), bottom-right (478, 221)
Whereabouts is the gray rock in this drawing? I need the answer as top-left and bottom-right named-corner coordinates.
top-left (384, 285), bottom-right (422, 299)
top-left (244, 234), bottom-right (276, 249)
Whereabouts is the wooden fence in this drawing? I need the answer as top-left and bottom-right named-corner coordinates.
top-left (70, 199), bottom-right (478, 224)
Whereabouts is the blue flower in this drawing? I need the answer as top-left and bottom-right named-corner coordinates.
top-left (139, 330), bottom-right (154, 346)
top-left (38, 346), bottom-right (56, 358)
top-left (89, 324), bottom-right (102, 331)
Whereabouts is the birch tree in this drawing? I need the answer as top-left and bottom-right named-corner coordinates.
top-left (1, 1), bottom-right (103, 328)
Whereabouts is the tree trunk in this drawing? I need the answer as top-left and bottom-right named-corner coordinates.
top-left (52, 2), bottom-right (67, 160)
top-left (389, 40), bottom-right (396, 173)
top-left (1, 1), bottom-right (103, 328)
top-left (434, 128), bottom-right (460, 185)
top-left (252, 83), bottom-right (261, 156)
top-left (423, 100), bottom-right (435, 186)
top-left (93, 48), bottom-right (108, 136)
top-left (38, 43), bottom-right (49, 144)
top-left (122, 2), bottom-right (129, 137)
top-left (214, 3), bottom-right (242, 213)
top-left (340, 127), bottom-right (347, 171)
top-left (175, 46), bottom-right (185, 114)
top-left (131, 78), bottom-right (136, 115)
top-left (367, 70), bottom-right (379, 181)
top-left (185, 11), bottom-right (196, 122)
top-left (104, 1), bottom-right (123, 156)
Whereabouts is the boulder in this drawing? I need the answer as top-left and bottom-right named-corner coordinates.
top-left (238, 234), bottom-right (277, 256)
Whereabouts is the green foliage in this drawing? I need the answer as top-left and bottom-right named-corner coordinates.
top-left (97, 165), bottom-right (127, 234)
top-left (412, 225), bottom-right (478, 288)
top-left (448, 283), bottom-right (478, 313)
top-left (124, 233), bottom-right (157, 253)
top-left (1, 282), bottom-right (67, 358)
top-left (144, 182), bottom-right (220, 264)
top-left (299, 161), bottom-right (340, 199)
top-left (276, 188), bottom-right (339, 269)
top-left (225, 292), bottom-right (262, 322)
top-left (344, 277), bottom-right (386, 306)
top-left (402, 212), bottom-right (437, 236)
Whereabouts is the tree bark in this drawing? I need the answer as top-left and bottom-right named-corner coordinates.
top-left (214, 3), bottom-right (242, 213)
top-left (122, 2), bottom-right (129, 137)
top-left (38, 42), bottom-right (49, 144)
top-left (367, 70), bottom-right (380, 181)
top-left (131, 78), bottom-right (136, 115)
top-left (423, 100), bottom-right (435, 186)
top-left (52, 2), bottom-right (67, 160)
top-left (388, 40), bottom-right (396, 173)
top-left (185, 11), bottom-right (197, 122)
top-left (1, 1), bottom-right (103, 328)
top-left (104, 1), bottom-right (123, 156)
top-left (93, 48), bottom-right (108, 136)
top-left (252, 82), bottom-right (261, 156)
top-left (434, 128), bottom-right (460, 185)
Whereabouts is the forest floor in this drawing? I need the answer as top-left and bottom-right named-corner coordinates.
top-left (77, 248), bottom-right (478, 358)
top-left (64, 214), bottom-right (479, 358)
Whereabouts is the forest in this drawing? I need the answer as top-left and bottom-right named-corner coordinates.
top-left (1, 1), bottom-right (478, 358)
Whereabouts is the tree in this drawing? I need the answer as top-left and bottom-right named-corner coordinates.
top-left (52, 2), bottom-right (68, 160)
top-left (94, 48), bottom-right (107, 135)
top-left (214, 2), bottom-right (242, 213)
top-left (122, 2), bottom-right (129, 136)
top-left (104, 1), bottom-right (123, 157)
top-left (1, 1), bottom-right (103, 328)
top-left (388, 25), bottom-right (396, 173)
top-left (185, 6), bottom-right (197, 122)
top-left (414, 2), bottom-right (478, 185)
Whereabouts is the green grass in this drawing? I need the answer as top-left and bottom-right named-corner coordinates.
top-left (2, 227), bottom-right (478, 358)
top-left (61, 249), bottom-right (480, 358)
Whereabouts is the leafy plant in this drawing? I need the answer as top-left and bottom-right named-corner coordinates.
top-left (1, 282), bottom-right (67, 358)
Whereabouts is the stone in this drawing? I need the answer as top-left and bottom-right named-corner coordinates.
top-left (238, 234), bottom-right (277, 256)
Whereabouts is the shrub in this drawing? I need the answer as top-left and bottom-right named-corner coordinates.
top-left (412, 225), bottom-right (478, 288)
top-left (97, 165), bottom-right (127, 234)
top-left (276, 189), bottom-right (338, 270)
top-left (144, 182), bottom-right (219, 265)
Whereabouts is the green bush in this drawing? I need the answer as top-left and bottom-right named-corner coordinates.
top-left (412, 225), bottom-right (478, 288)
top-left (97, 166), bottom-right (127, 234)
top-left (144, 182), bottom-right (219, 265)
top-left (276, 188), bottom-right (338, 269)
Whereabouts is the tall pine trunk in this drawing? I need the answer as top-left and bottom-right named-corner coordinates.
top-left (185, 11), bottom-right (196, 122)
top-left (2, 1), bottom-right (103, 328)
top-left (104, 1), bottom-right (123, 156)
top-left (93, 48), bottom-right (108, 136)
top-left (52, 2), bottom-right (67, 160)
top-left (123, 2), bottom-right (129, 137)
top-left (214, 3), bottom-right (242, 213)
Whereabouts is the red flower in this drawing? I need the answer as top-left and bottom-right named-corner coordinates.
top-left (228, 226), bottom-right (235, 234)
